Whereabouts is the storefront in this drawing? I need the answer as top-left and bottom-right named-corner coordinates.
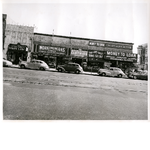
top-left (31, 45), bottom-right (67, 67)
top-left (88, 50), bottom-right (104, 67)
top-left (7, 43), bottom-right (28, 64)
top-left (71, 48), bottom-right (88, 66)
top-left (32, 33), bottom-right (136, 71)
top-left (104, 51), bottom-right (137, 72)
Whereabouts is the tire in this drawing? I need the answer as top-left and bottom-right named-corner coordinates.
top-left (101, 72), bottom-right (106, 76)
top-left (20, 65), bottom-right (25, 69)
top-left (75, 70), bottom-right (80, 74)
top-left (118, 74), bottom-right (122, 78)
top-left (40, 67), bottom-right (45, 71)
top-left (133, 75), bottom-right (137, 79)
top-left (58, 68), bottom-right (62, 72)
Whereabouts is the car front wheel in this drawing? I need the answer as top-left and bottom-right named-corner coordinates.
top-left (101, 72), bottom-right (106, 76)
top-left (118, 74), bottom-right (122, 78)
top-left (58, 68), bottom-right (63, 72)
top-left (40, 67), bottom-right (45, 71)
top-left (75, 70), bottom-right (80, 74)
top-left (20, 65), bottom-right (25, 69)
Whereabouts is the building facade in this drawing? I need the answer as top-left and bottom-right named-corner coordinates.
top-left (4, 24), bottom-right (34, 64)
top-left (32, 33), bottom-right (137, 71)
top-left (137, 43), bottom-right (148, 70)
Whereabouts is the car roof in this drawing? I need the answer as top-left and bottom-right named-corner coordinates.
top-left (33, 59), bottom-right (44, 62)
top-left (68, 62), bottom-right (79, 65)
top-left (110, 67), bottom-right (121, 69)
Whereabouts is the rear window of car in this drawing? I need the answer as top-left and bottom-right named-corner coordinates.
top-left (115, 68), bottom-right (120, 71)
top-left (68, 64), bottom-right (74, 66)
top-left (31, 61), bottom-right (35, 63)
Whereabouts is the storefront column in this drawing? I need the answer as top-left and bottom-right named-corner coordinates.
top-left (35, 44), bottom-right (38, 52)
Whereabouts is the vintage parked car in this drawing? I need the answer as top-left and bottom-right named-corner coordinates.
top-left (128, 70), bottom-right (148, 80)
top-left (57, 62), bottom-right (83, 74)
top-left (19, 59), bottom-right (49, 71)
top-left (98, 67), bottom-right (126, 78)
top-left (3, 58), bottom-right (13, 67)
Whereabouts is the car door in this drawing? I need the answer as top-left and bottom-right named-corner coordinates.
top-left (34, 60), bottom-right (40, 69)
top-left (113, 68), bottom-right (120, 76)
top-left (109, 68), bottom-right (114, 76)
top-left (64, 64), bottom-right (72, 71)
top-left (27, 60), bottom-right (35, 69)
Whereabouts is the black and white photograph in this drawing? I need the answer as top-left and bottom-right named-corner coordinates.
top-left (1, 0), bottom-right (150, 150)
top-left (1, 0), bottom-right (149, 120)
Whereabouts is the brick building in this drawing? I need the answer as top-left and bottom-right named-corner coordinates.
top-left (137, 43), bottom-right (148, 70)
top-left (4, 24), bottom-right (34, 64)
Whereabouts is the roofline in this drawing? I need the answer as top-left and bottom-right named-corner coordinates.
top-left (34, 32), bottom-right (134, 45)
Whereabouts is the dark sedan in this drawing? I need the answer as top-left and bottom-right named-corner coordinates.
top-left (128, 70), bottom-right (148, 80)
top-left (56, 62), bottom-right (83, 74)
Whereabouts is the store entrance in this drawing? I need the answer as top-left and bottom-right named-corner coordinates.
top-left (72, 58), bottom-right (83, 65)
top-left (110, 61), bottom-right (118, 67)
top-left (7, 50), bottom-right (27, 64)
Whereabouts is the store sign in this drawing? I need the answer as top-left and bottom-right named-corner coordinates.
top-left (89, 41), bottom-right (132, 50)
top-left (88, 51), bottom-right (104, 61)
top-left (105, 44), bottom-right (132, 50)
top-left (71, 49), bottom-right (87, 57)
top-left (89, 41), bottom-right (105, 47)
top-left (39, 45), bottom-right (66, 56)
top-left (105, 51), bottom-right (137, 62)
top-left (8, 43), bottom-right (27, 51)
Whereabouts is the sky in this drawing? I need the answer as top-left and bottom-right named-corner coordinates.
top-left (1, 0), bottom-right (150, 53)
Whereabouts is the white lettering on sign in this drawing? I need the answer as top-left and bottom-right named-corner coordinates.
top-left (71, 49), bottom-right (87, 57)
top-left (106, 51), bottom-right (137, 58)
top-left (89, 41), bottom-right (132, 50)
top-left (89, 41), bottom-right (105, 47)
top-left (39, 45), bottom-right (66, 55)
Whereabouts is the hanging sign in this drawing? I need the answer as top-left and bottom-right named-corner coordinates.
top-left (8, 43), bottom-right (27, 51)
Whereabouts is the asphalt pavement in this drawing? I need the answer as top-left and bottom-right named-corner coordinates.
top-left (3, 67), bottom-right (148, 120)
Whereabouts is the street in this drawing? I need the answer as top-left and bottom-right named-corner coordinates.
top-left (3, 67), bottom-right (148, 120)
